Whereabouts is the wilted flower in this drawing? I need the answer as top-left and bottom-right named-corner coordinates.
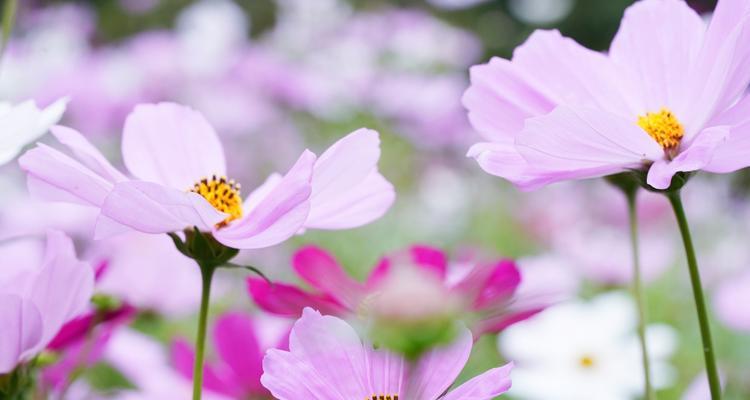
top-left (261, 308), bottom-right (513, 400)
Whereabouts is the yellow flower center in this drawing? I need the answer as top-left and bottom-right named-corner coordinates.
top-left (191, 175), bottom-right (242, 227)
top-left (366, 396), bottom-right (399, 400)
top-left (637, 108), bottom-right (684, 153)
top-left (579, 355), bottom-right (596, 369)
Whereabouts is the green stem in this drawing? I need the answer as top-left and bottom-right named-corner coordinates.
top-left (1, 0), bottom-right (18, 61)
top-left (666, 191), bottom-right (721, 399)
top-left (192, 264), bottom-right (215, 400)
top-left (625, 190), bottom-right (655, 400)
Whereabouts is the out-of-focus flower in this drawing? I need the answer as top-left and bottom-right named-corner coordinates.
top-left (104, 329), bottom-right (229, 400)
top-left (0, 99), bottom-right (66, 165)
top-left (261, 308), bottom-right (513, 400)
top-left (0, 230), bottom-right (93, 373)
top-left (248, 245), bottom-right (545, 336)
top-left (171, 312), bottom-right (291, 399)
top-left (19, 102), bottom-right (394, 249)
top-left (500, 292), bottom-right (677, 400)
top-left (508, 0), bottom-right (576, 25)
top-left (465, 0), bottom-right (750, 190)
top-left (682, 371), bottom-right (726, 400)
top-left (713, 268), bottom-right (750, 332)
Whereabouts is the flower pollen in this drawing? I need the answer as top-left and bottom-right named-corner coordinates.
top-left (637, 108), bottom-right (684, 155)
top-left (191, 175), bottom-right (242, 227)
top-left (366, 396), bottom-right (399, 400)
top-left (579, 355), bottom-right (596, 369)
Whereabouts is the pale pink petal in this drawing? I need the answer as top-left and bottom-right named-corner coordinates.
top-left (122, 102), bottom-right (226, 190)
top-left (243, 173), bottom-right (283, 213)
top-left (516, 106), bottom-right (663, 184)
top-left (305, 129), bottom-right (394, 230)
top-left (363, 347), bottom-right (406, 396)
top-left (246, 278), bottom-right (347, 317)
top-left (713, 270), bottom-right (750, 332)
top-left (286, 309), bottom-right (368, 399)
top-left (213, 313), bottom-right (264, 392)
top-left (704, 96), bottom-right (750, 173)
top-left (609, 0), bottom-right (705, 114)
top-left (19, 144), bottom-right (115, 207)
top-left (404, 327), bottom-right (473, 399)
top-left (441, 363), bottom-right (513, 400)
top-left (684, 7), bottom-right (750, 137)
top-left (261, 349), bottom-right (337, 400)
top-left (96, 181), bottom-right (226, 238)
top-left (50, 126), bottom-right (127, 183)
top-left (466, 141), bottom-right (554, 191)
top-left (214, 151), bottom-right (315, 249)
top-left (25, 230), bottom-right (94, 355)
top-left (511, 30), bottom-right (634, 116)
top-left (646, 126), bottom-right (729, 189)
top-left (463, 57), bottom-right (554, 141)
top-left (0, 295), bottom-right (43, 373)
top-left (292, 246), bottom-right (365, 309)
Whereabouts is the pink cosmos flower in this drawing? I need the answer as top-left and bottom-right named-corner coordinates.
top-left (171, 312), bottom-right (291, 399)
top-left (19, 102), bottom-right (395, 248)
top-left (262, 308), bottom-right (512, 400)
top-left (0, 230), bottom-right (94, 373)
top-left (248, 245), bottom-right (542, 335)
top-left (465, 0), bottom-right (750, 190)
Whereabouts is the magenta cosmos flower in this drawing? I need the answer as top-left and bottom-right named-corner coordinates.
top-left (261, 308), bottom-right (513, 400)
top-left (248, 245), bottom-right (541, 335)
top-left (171, 312), bottom-right (290, 399)
top-left (19, 102), bottom-right (394, 248)
top-left (0, 230), bottom-right (94, 373)
top-left (464, 0), bottom-right (750, 190)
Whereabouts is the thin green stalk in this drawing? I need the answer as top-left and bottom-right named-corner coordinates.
top-left (192, 264), bottom-right (215, 400)
top-left (666, 191), bottom-right (721, 399)
top-left (1, 0), bottom-right (18, 61)
top-left (625, 189), bottom-right (655, 400)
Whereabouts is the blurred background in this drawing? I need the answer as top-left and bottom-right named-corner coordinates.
top-left (2, 0), bottom-right (749, 399)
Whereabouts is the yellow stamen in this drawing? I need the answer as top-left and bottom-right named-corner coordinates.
top-left (579, 355), bottom-right (595, 369)
top-left (366, 396), bottom-right (399, 400)
top-left (637, 108), bottom-right (684, 153)
top-left (190, 175), bottom-right (242, 227)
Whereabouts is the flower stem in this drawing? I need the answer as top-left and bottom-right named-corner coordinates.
top-left (666, 190), bottom-right (721, 399)
top-left (192, 264), bottom-right (215, 400)
top-left (1, 0), bottom-right (18, 61)
top-left (625, 189), bottom-right (655, 400)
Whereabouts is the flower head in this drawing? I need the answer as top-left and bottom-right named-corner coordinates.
top-left (465, 0), bottom-right (750, 190)
top-left (261, 308), bottom-right (513, 400)
top-left (19, 102), bottom-right (394, 250)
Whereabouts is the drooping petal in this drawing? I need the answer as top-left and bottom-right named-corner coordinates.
top-left (292, 246), bottom-right (364, 309)
top-left (404, 327), bottom-right (473, 399)
top-left (24, 230), bottom-right (94, 355)
top-left (0, 295), bottom-right (43, 373)
top-left (305, 129), bottom-right (394, 230)
top-left (286, 309), bottom-right (368, 399)
top-left (609, 0), bottom-right (705, 115)
top-left (441, 363), bottom-right (513, 400)
top-left (213, 313), bottom-right (265, 392)
top-left (466, 141), bottom-right (554, 191)
top-left (50, 126), bottom-right (127, 183)
top-left (246, 278), bottom-right (347, 317)
top-left (19, 144), bottom-right (115, 207)
top-left (646, 126), bottom-right (729, 189)
top-left (516, 106), bottom-right (663, 185)
top-left (213, 151), bottom-right (315, 249)
top-left (96, 180), bottom-right (227, 238)
top-left (122, 102), bottom-right (226, 190)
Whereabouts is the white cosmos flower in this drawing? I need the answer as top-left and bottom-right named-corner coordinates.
top-left (499, 292), bottom-right (677, 400)
top-left (0, 98), bottom-right (67, 165)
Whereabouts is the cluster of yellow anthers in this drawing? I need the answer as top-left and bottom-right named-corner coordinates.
top-left (637, 107), bottom-right (685, 152)
top-left (191, 175), bottom-right (243, 226)
top-left (366, 396), bottom-right (399, 400)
